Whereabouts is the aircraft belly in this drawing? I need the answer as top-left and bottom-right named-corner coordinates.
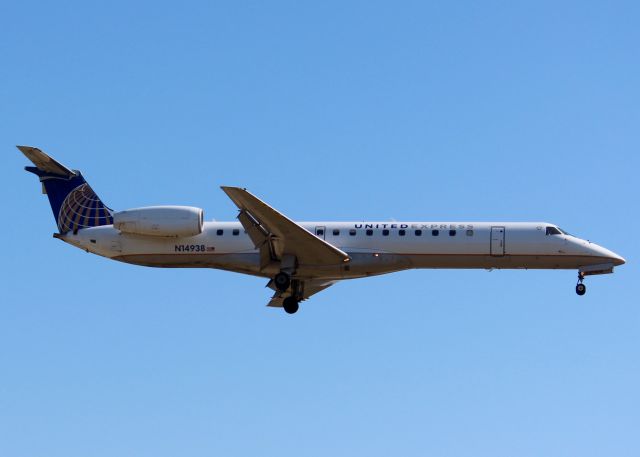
top-left (113, 252), bottom-right (263, 275)
top-left (407, 254), bottom-right (611, 269)
top-left (296, 252), bottom-right (414, 280)
top-left (110, 250), bottom-right (615, 281)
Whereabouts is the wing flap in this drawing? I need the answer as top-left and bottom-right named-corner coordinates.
top-left (237, 209), bottom-right (268, 248)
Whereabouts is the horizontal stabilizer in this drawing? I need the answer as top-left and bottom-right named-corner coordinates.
top-left (17, 145), bottom-right (75, 177)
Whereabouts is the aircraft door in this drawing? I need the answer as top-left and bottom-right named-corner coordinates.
top-left (490, 226), bottom-right (505, 256)
top-left (315, 226), bottom-right (326, 240)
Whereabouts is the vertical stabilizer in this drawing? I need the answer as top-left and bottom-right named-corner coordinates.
top-left (18, 146), bottom-right (113, 233)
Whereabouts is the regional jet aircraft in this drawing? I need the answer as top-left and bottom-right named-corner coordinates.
top-left (19, 146), bottom-right (625, 314)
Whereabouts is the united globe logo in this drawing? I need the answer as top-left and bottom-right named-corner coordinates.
top-left (57, 183), bottom-right (113, 233)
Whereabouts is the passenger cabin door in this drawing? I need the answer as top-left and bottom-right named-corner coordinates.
top-left (490, 226), bottom-right (505, 256)
top-left (315, 226), bottom-right (326, 240)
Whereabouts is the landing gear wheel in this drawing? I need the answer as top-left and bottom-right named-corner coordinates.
top-left (575, 272), bottom-right (586, 296)
top-left (283, 297), bottom-right (299, 314)
top-left (274, 272), bottom-right (291, 292)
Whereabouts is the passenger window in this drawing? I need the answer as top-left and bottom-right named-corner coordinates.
top-left (432, 229), bottom-right (439, 236)
top-left (449, 230), bottom-right (456, 236)
top-left (399, 229), bottom-right (406, 236)
top-left (216, 229), bottom-right (223, 236)
top-left (349, 229), bottom-right (356, 236)
top-left (466, 229), bottom-right (474, 236)
top-left (316, 229), bottom-right (324, 236)
top-left (366, 229), bottom-right (373, 236)
top-left (415, 229), bottom-right (422, 236)
top-left (232, 229), bottom-right (240, 236)
top-left (382, 229), bottom-right (389, 236)
top-left (546, 226), bottom-right (562, 235)
top-left (333, 229), bottom-right (340, 236)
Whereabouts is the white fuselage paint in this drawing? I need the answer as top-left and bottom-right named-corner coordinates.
top-left (60, 221), bottom-right (625, 281)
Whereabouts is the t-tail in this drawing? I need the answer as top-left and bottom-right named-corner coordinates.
top-left (18, 146), bottom-right (113, 234)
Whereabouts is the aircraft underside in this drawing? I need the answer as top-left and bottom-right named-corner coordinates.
top-left (112, 251), bottom-right (613, 279)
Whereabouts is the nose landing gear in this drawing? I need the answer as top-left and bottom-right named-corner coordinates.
top-left (576, 273), bottom-right (586, 296)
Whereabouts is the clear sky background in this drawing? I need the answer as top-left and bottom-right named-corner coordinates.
top-left (1, 1), bottom-right (638, 456)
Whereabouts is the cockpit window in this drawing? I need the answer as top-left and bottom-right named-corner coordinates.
top-left (557, 227), bottom-right (572, 236)
top-left (545, 226), bottom-right (562, 235)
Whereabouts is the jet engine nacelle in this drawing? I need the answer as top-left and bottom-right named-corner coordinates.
top-left (113, 206), bottom-right (204, 237)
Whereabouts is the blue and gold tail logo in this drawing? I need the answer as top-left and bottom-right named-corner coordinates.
top-left (20, 146), bottom-right (114, 233)
top-left (57, 183), bottom-right (113, 233)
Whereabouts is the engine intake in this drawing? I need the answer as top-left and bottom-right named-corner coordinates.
top-left (113, 206), bottom-right (204, 237)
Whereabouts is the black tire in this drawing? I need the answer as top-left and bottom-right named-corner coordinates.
top-left (576, 283), bottom-right (586, 296)
top-left (283, 297), bottom-right (299, 314)
top-left (274, 272), bottom-right (291, 292)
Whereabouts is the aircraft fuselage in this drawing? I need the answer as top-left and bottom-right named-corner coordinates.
top-left (62, 221), bottom-right (624, 280)
top-left (19, 145), bottom-right (625, 313)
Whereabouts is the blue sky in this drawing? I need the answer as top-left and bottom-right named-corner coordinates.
top-left (1, 1), bottom-right (639, 456)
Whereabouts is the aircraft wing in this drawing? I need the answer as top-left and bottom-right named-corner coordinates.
top-left (267, 279), bottom-right (338, 307)
top-left (221, 186), bottom-right (349, 267)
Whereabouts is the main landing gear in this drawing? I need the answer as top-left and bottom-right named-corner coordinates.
top-left (274, 272), bottom-right (291, 292)
top-left (576, 272), bottom-right (586, 296)
top-left (283, 296), bottom-right (299, 314)
top-left (273, 272), bottom-right (300, 314)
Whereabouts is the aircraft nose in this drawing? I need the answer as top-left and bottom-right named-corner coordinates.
top-left (612, 252), bottom-right (626, 266)
top-left (589, 243), bottom-right (625, 266)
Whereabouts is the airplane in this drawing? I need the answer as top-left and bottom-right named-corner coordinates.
top-left (18, 145), bottom-right (626, 314)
